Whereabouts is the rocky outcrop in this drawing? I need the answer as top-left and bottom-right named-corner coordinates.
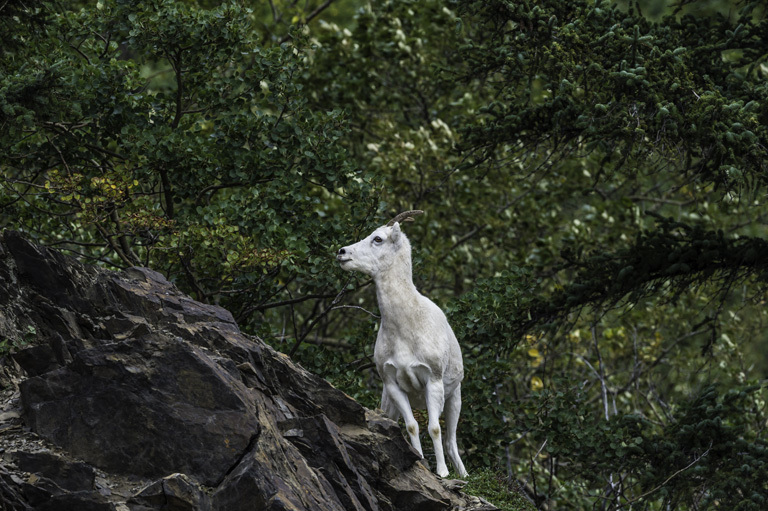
top-left (0, 231), bottom-right (495, 511)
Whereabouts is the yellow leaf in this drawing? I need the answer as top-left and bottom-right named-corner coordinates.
top-left (530, 376), bottom-right (543, 391)
top-left (291, 15), bottom-right (300, 24)
top-left (527, 348), bottom-right (540, 358)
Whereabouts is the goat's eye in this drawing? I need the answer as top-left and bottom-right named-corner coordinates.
top-left (373, 236), bottom-right (383, 243)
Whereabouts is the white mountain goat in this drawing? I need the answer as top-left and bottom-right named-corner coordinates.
top-left (336, 210), bottom-right (467, 478)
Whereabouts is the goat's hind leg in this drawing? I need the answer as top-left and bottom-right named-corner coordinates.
top-left (382, 364), bottom-right (423, 456)
top-left (380, 385), bottom-right (401, 421)
top-left (444, 385), bottom-right (468, 477)
top-left (425, 379), bottom-right (449, 477)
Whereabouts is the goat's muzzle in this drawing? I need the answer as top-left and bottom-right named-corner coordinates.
top-left (336, 247), bottom-right (351, 264)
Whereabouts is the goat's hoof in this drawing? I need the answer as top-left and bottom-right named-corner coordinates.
top-left (436, 468), bottom-right (449, 478)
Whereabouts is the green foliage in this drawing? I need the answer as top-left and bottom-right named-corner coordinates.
top-left (462, 468), bottom-right (537, 511)
top-left (450, 267), bottom-right (542, 351)
top-left (3, 1), bottom-right (768, 509)
top-left (0, 0), bottom-right (48, 58)
top-left (517, 383), bottom-right (768, 509)
top-left (0, 0), bottom-right (376, 337)
top-left (453, 215), bottom-right (768, 351)
top-left (454, 0), bottom-right (768, 193)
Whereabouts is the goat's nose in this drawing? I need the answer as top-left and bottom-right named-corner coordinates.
top-left (338, 248), bottom-right (346, 255)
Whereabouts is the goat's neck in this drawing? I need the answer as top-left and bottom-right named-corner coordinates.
top-left (373, 255), bottom-right (420, 317)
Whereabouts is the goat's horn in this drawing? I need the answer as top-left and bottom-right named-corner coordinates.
top-left (386, 210), bottom-right (424, 227)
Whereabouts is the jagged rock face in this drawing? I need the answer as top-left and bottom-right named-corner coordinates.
top-left (0, 231), bottom-right (495, 511)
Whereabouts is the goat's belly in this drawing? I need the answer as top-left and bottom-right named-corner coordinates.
top-left (406, 392), bottom-right (427, 410)
top-left (379, 358), bottom-right (431, 409)
top-left (395, 367), bottom-right (428, 409)
top-left (395, 365), bottom-right (426, 394)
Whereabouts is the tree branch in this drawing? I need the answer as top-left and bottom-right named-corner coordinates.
top-left (626, 443), bottom-right (712, 505)
top-left (279, 0), bottom-right (337, 43)
top-left (110, 209), bottom-right (139, 266)
top-left (331, 304), bottom-right (380, 319)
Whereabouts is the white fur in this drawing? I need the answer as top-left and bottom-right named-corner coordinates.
top-left (337, 222), bottom-right (467, 478)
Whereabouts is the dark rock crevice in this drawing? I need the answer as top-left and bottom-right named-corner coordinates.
top-left (215, 429), bottom-right (261, 489)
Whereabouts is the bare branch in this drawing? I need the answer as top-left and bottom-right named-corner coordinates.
top-left (331, 304), bottom-right (380, 319)
top-left (289, 280), bottom-right (350, 357)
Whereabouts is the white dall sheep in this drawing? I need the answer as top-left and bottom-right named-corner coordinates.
top-left (337, 210), bottom-right (467, 478)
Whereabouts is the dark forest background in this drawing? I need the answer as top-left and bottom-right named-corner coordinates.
top-left (2, 1), bottom-right (767, 509)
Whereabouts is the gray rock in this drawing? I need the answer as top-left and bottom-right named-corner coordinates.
top-left (19, 335), bottom-right (261, 485)
top-left (127, 473), bottom-right (211, 511)
top-left (12, 451), bottom-right (95, 492)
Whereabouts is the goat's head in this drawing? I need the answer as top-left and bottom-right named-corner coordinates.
top-left (337, 211), bottom-right (423, 277)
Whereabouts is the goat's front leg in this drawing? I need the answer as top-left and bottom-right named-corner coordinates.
top-left (425, 380), bottom-right (449, 477)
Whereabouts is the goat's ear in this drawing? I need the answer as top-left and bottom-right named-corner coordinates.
top-left (390, 222), bottom-right (402, 243)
